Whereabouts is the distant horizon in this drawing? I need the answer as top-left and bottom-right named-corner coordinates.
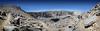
top-left (0, 0), bottom-right (100, 12)
top-left (22, 9), bottom-right (83, 12)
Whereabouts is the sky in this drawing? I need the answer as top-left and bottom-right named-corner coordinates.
top-left (0, 0), bottom-right (100, 12)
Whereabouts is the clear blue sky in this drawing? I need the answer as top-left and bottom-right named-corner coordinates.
top-left (0, 0), bottom-right (100, 12)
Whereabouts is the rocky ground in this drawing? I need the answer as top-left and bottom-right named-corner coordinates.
top-left (0, 3), bottom-right (100, 31)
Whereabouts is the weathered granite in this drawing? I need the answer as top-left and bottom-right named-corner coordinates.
top-left (0, 3), bottom-right (100, 31)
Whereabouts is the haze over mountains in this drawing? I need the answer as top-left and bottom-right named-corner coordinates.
top-left (0, 3), bottom-right (100, 31)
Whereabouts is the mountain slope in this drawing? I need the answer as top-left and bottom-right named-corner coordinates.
top-left (0, 3), bottom-right (100, 31)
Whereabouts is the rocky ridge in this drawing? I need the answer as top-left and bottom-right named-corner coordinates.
top-left (0, 3), bottom-right (100, 31)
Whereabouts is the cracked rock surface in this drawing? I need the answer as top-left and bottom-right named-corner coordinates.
top-left (0, 3), bottom-right (100, 31)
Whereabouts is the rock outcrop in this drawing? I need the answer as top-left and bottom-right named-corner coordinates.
top-left (0, 3), bottom-right (100, 31)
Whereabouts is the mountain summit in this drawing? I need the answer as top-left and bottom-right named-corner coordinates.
top-left (0, 3), bottom-right (100, 31)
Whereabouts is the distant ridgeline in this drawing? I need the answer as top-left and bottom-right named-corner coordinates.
top-left (0, 3), bottom-right (100, 31)
top-left (27, 11), bottom-right (74, 18)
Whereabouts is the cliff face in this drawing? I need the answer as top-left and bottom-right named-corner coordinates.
top-left (83, 3), bottom-right (100, 31)
top-left (0, 3), bottom-right (100, 31)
